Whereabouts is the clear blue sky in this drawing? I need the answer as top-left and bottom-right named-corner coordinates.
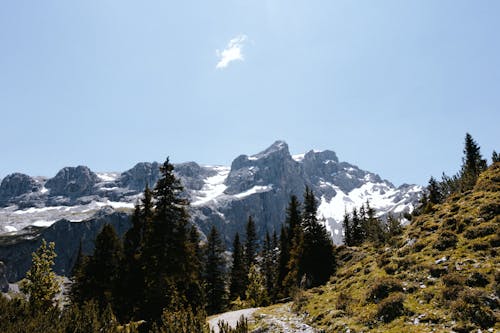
top-left (1, 1), bottom-right (499, 186)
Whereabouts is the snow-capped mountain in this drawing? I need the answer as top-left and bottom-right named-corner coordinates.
top-left (0, 141), bottom-right (422, 245)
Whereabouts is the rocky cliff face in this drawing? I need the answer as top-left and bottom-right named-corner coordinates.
top-left (0, 141), bottom-right (422, 281)
top-left (0, 209), bottom-right (131, 282)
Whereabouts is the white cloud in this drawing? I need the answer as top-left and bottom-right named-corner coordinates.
top-left (216, 34), bottom-right (248, 69)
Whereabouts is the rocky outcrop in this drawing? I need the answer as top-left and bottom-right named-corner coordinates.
top-left (0, 173), bottom-right (41, 206)
top-left (45, 166), bottom-right (100, 198)
top-left (0, 210), bottom-right (131, 282)
top-left (119, 162), bottom-right (161, 191)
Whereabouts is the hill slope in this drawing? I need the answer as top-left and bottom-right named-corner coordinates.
top-left (279, 163), bottom-right (499, 332)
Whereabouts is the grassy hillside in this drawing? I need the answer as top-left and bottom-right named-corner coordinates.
top-left (288, 163), bottom-right (500, 332)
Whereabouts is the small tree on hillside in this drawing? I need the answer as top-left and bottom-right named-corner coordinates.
top-left (229, 233), bottom-right (246, 301)
top-left (204, 226), bottom-right (227, 315)
top-left (460, 133), bottom-right (487, 191)
top-left (21, 239), bottom-right (60, 312)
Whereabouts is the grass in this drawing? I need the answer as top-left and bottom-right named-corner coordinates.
top-left (255, 164), bottom-right (500, 332)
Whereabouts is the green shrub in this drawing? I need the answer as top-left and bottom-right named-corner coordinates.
top-left (451, 289), bottom-right (496, 329)
top-left (434, 231), bottom-right (458, 250)
top-left (464, 224), bottom-right (497, 239)
top-left (466, 272), bottom-right (489, 287)
top-left (478, 202), bottom-right (500, 221)
top-left (376, 293), bottom-right (405, 323)
top-left (367, 277), bottom-right (403, 303)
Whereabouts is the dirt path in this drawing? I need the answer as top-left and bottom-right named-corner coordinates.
top-left (208, 307), bottom-right (259, 333)
top-left (255, 304), bottom-right (317, 333)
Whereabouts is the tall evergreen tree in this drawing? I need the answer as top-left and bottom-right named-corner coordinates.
top-left (460, 133), bottom-right (487, 191)
top-left (71, 225), bottom-right (123, 311)
top-left (427, 176), bottom-right (443, 205)
top-left (203, 226), bottom-right (227, 315)
top-left (21, 240), bottom-right (60, 312)
top-left (244, 216), bottom-right (258, 277)
top-left (277, 195), bottom-right (301, 297)
top-left (286, 188), bottom-right (335, 289)
top-left (300, 187), bottom-right (335, 287)
top-left (365, 201), bottom-right (384, 244)
top-left (140, 158), bottom-right (202, 324)
top-left (350, 208), bottom-right (363, 246)
top-left (492, 150), bottom-right (500, 163)
top-left (229, 233), bottom-right (246, 301)
top-left (262, 231), bottom-right (278, 302)
top-left (342, 210), bottom-right (352, 246)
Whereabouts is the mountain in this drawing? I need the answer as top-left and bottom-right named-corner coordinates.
top-left (0, 141), bottom-right (422, 280)
top-left (259, 163), bottom-right (499, 332)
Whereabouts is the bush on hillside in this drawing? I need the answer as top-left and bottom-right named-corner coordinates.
top-left (434, 231), bottom-right (458, 250)
top-left (367, 277), bottom-right (403, 303)
top-left (376, 292), bottom-right (406, 323)
top-left (451, 289), bottom-right (496, 329)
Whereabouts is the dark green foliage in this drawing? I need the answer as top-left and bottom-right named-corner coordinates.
top-left (386, 214), bottom-right (402, 239)
top-left (376, 292), bottom-right (405, 323)
top-left (244, 216), bottom-right (258, 275)
top-left (229, 233), bottom-right (246, 301)
top-left (261, 231), bottom-right (279, 302)
top-left (428, 176), bottom-right (443, 205)
top-left (350, 208), bottom-right (363, 245)
top-left (70, 224), bottom-right (123, 311)
top-left (288, 187), bottom-right (335, 288)
top-left (277, 195), bottom-right (301, 297)
top-left (460, 133), bottom-right (488, 191)
top-left (204, 226), bottom-right (227, 314)
top-left (492, 150), bottom-right (500, 163)
top-left (342, 210), bottom-right (352, 246)
top-left (141, 158), bottom-right (203, 323)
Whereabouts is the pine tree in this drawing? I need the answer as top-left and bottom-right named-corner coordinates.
top-left (245, 265), bottom-right (269, 307)
top-left (460, 133), bottom-right (487, 191)
top-left (261, 231), bottom-right (278, 302)
top-left (492, 150), bottom-right (500, 163)
top-left (386, 214), bottom-right (402, 244)
top-left (244, 216), bottom-right (258, 280)
top-left (300, 187), bottom-right (335, 287)
top-left (427, 176), bottom-right (443, 205)
top-left (21, 240), bottom-right (60, 312)
top-left (141, 158), bottom-right (203, 323)
top-left (342, 210), bottom-right (352, 246)
top-left (117, 204), bottom-right (145, 321)
top-left (204, 226), bottom-right (227, 315)
top-left (277, 195), bottom-right (301, 297)
top-left (350, 208), bottom-right (363, 246)
top-left (76, 224), bottom-right (123, 311)
top-left (229, 233), bottom-right (246, 301)
top-left (365, 201), bottom-right (384, 245)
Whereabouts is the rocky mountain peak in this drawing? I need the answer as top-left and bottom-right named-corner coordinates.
top-left (45, 166), bottom-right (99, 197)
top-left (0, 173), bottom-right (41, 203)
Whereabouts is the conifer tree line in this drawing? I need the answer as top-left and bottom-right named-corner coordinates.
top-left (342, 201), bottom-right (403, 247)
top-left (0, 157), bottom-right (338, 332)
top-left (416, 133), bottom-right (498, 214)
top-left (70, 163), bottom-right (336, 326)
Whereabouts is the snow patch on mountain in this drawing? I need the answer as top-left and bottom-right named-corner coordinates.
top-left (191, 166), bottom-right (230, 206)
top-left (234, 185), bottom-right (273, 199)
